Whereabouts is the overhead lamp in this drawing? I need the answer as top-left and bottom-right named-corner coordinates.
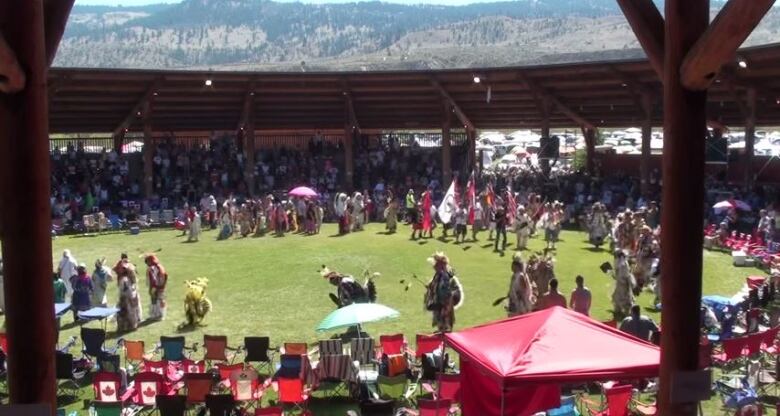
top-left (153, 92), bottom-right (158, 96)
top-left (205, 79), bottom-right (213, 87)
top-left (621, 83), bottom-right (627, 87)
top-left (473, 76), bottom-right (481, 84)
top-left (738, 59), bottom-right (748, 69)
top-left (776, 98), bottom-right (780, 105)
top-left (136, 111), bottom-right (141, 116)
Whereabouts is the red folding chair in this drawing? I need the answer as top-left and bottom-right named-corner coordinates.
top-left (745, 333), bottom-right (764, 357)
top-left (130, 371), bottom-right (165, 407)
top-left (761, 326), bottom-right (779, 354)
top-left (203, 335), bottom-right (238, 366)
top-left (93, 371), bottom-right (121, 403)
top-left (277, 377), bottom-right (309, 413)
top-left (713, 337), bottom-right (748, 364)
top-left (255, 407), bottom-right (283, 416)
top-left (437, 373), bottom-right (460, 403)
top-left (418, 398), bottom-right (453, 416)
top-left (183, 373), bottom-right (214, 405)
top-left (582, 384), bottom-right (633, 416)
top-left (380, 334), bottom-right (406, 356)
top-left (283, 342), bottom-right (308, 356)
top-left (230, 368), bottom-right (263, 409)
top-left (216, 363), bottom-right (244, 390)
top-left (415, 334), bottom-right (443, 359)
top-left (181, 358), bottom-right (206, 375)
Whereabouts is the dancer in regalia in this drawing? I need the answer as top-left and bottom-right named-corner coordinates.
top-left (424, 252), bottom-right (464, 333)
top-left (145, 255), bottom-right (168, 321)
top-left (588, 202), bottom-right (609, 248)
top-left (114, 255), bottom-right (142, 332)
top-left (611, 250), bottom-right (635, 316)
top-left (633, 225), bottom-right (658, 291)
top-left (91, 258), bottom-right (112, 307)
top-left (514, 205), bottom-right (531, 250)
top-left (320, 266), bottom-right (377, 308)
top-left (507, 252), bottom-right (534, 316)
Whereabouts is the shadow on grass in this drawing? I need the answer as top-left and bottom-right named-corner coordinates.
top-left (105, 319), bottom-right (158, 340)
top-left (581, 246), bottom-right (604, 253)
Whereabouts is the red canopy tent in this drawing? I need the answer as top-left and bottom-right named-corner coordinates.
top-left (445, 307), bottom-right (661, 416)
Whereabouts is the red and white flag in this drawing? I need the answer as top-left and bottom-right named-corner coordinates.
top-left (437, 179), bottom-right (458, 224)
top-left (466, 171), bottom-right (476, 225)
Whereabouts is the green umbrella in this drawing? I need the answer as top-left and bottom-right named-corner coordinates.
top-left (316, 303), bottom-right (400, 332)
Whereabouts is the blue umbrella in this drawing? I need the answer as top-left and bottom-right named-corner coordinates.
top-left (316, 303), bottom-right (400, 332)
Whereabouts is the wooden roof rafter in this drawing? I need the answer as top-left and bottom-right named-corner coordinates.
top-left (112, 77), bottom-right (162, 136)
top-left (44, 0), bottom-right (75, 67)
top-left (0, 32), bottom-right (24, 93)
top-left (430, 77), bottom-right (475, 131)
top-left (615, 0), bottom-right (665, 79)
top-left (517, 71), bottom-right (595, 130)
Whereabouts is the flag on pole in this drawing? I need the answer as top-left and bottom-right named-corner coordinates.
top-left (437, 179), bottom-right (458, 224)
top-left (506, 187), bottom-right (517, 226)
top-left (466, 171), bottom-right (476, 225)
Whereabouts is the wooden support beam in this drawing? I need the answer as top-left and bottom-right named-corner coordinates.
top-left (142, 99), bottom-right (154, 198)
top-left (681, 0), bottom-right (776, 90)
top-left (518, 72), bottom-right (595, 130)
top-left (239, 81), bottom-right (256, 195)
top-left (0, 33), bottom-right (25, 93)
top-left (640, 93), bottom-right (653, 196)
top-left (0, 1), bottom-right (58, 412)
top-left (238, 80), bottom-right (255, 131)
top-left (442, 100), bottom-right (452, 183)
top-left (616, 0), bottom-right (665, 79)
top-left (582, 127), bottom-right (597, 176)
top-left (744, 87), bottom-right (757, 189)
top-left (431, 78), bottom-right (475, 131)
top-left (43, 0), bottom-right (75, 67)
top-left (657, 0), bottom-right (709, 413)
top-left (112, 79), bottom-right (161, 136)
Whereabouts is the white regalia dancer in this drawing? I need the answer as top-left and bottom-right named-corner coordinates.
top-left (611, 250), bottom-right (635, 316)
top-left (507, 253), bottom-right (534, 316)
top-left (91, 258), bottom-right (113, 307)
top-left (58, 249), bottom-right (78, 300)
top-left (588, 202), bottom-right (609, 248)
top-left (514, 205), bottom-right (531, 250)
top-left (334, 192), bottom-right (349, 234)
top-left (188, 207), bottom-right (202, 242)
top-left (352, 192), bottom-right (365, 231)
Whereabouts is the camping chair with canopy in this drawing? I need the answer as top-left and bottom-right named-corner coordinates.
top-left (243, 336), bottom-right (276, 376)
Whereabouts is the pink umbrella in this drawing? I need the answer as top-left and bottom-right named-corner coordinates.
top-left (288, 186), bottom-right (318, 198)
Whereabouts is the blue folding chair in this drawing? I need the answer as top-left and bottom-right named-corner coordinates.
top-left (547, 395), bottom-right (580, 416)
top-left (159, 336), bottom-right (187, 362)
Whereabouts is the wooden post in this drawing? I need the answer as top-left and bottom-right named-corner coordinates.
top-left (113, 130), bottom-right (124, 155)
top-left (540, 105), bottom-right (551, 174)
top-left (658, 0), bottom-right (709, 414)
top-left (584, 127), bottom-right (596, 176)
top-left (744, 87), bottom-right (757, 190)
top-left (467, 128), bottom-right (477, 173)
top-left (0, 1), bottom-right (57, 412)
top-left (344, 125), bottom-right (354, 191)
top-left (142, 100), bottom-right (154, 198)
top-left (641, 94), bottom-right (653, 196)
top-left (442, 101), bottom-right (452, 183)
top-left (244, 116), bottom-right (256, 197)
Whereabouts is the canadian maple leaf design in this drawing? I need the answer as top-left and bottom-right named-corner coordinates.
top-left (101, 384), bottom-right (115, 397)
top-left (143, 385), bottom-right (156, 397)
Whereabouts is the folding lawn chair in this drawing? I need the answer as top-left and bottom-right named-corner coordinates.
top-left (315, 354), bottom-right (352, 398)
top-left (414, 334), bottom-right (443, 361)
top-left (244, 336), bottom-right (275, 376)
top-left (229, 367), bottom-right (263, 410)
top-left (581, 384), bottom-right (633, 416)
top-left (128, 371), bottom-right (165, 412)
top-left (205, 394), bottom-right (235, 416)
top-left (81, 327), bottom-right (120, 361)
top-left (55, 351), bottom-right (85, 398)
top-left (277, 376), bottom-right (310, 413)
top-left (277, 354), bottom-right (303, 379)
top-left (436, 373), bottom-right (460, 404)
top-left (283, 342), bottom-right (308, 356)
top-left (374, 374), bottom-right (416, 406)
top-left (156, 394), bottom-right (186, 416)
top-left (254, 407), bottom-right (283, 416)
top-left (203, 335), bottom-right (239, 366)
top-left (316, 339), bottom-right (343, 358)
top-left (380, 334), bottom-right (406, 356)
top-left (143, 359), bottom-right (168, 378)
top-left (416, 398), bottom-right (453, 416)
top-left (159, 336), bottom-right (190, 362)
top-left (123, 340), bottom-right (150, 374)
top-left (90, 401), bottom-right (123, 416)
top-left (713, 336), bottom-right (749, 366)
top-left (183, 372), bottom-right (214, 408)
top-left (350, 338), bottom-right (376, 367)
top-left (761, 326), bottom-right (779, 354)
top-left (547, 396), bottom-right (581, 416)
top-left (181, 358), bottom-right (206, 375)
top-left (216, 363), bottom-right (244, 390)
top-left (96, 353), bottom-right (121, 374)
top-left (92, 371), bottom-right (121, 402)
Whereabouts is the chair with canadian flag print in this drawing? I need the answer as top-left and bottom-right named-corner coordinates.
top-left (128, 371), bottom-right (166, 414)
top-left (92, 371), bottom-right (121, 403)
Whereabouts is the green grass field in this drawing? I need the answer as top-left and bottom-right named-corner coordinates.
top-left (46, 222), bottom-right (767, 414)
